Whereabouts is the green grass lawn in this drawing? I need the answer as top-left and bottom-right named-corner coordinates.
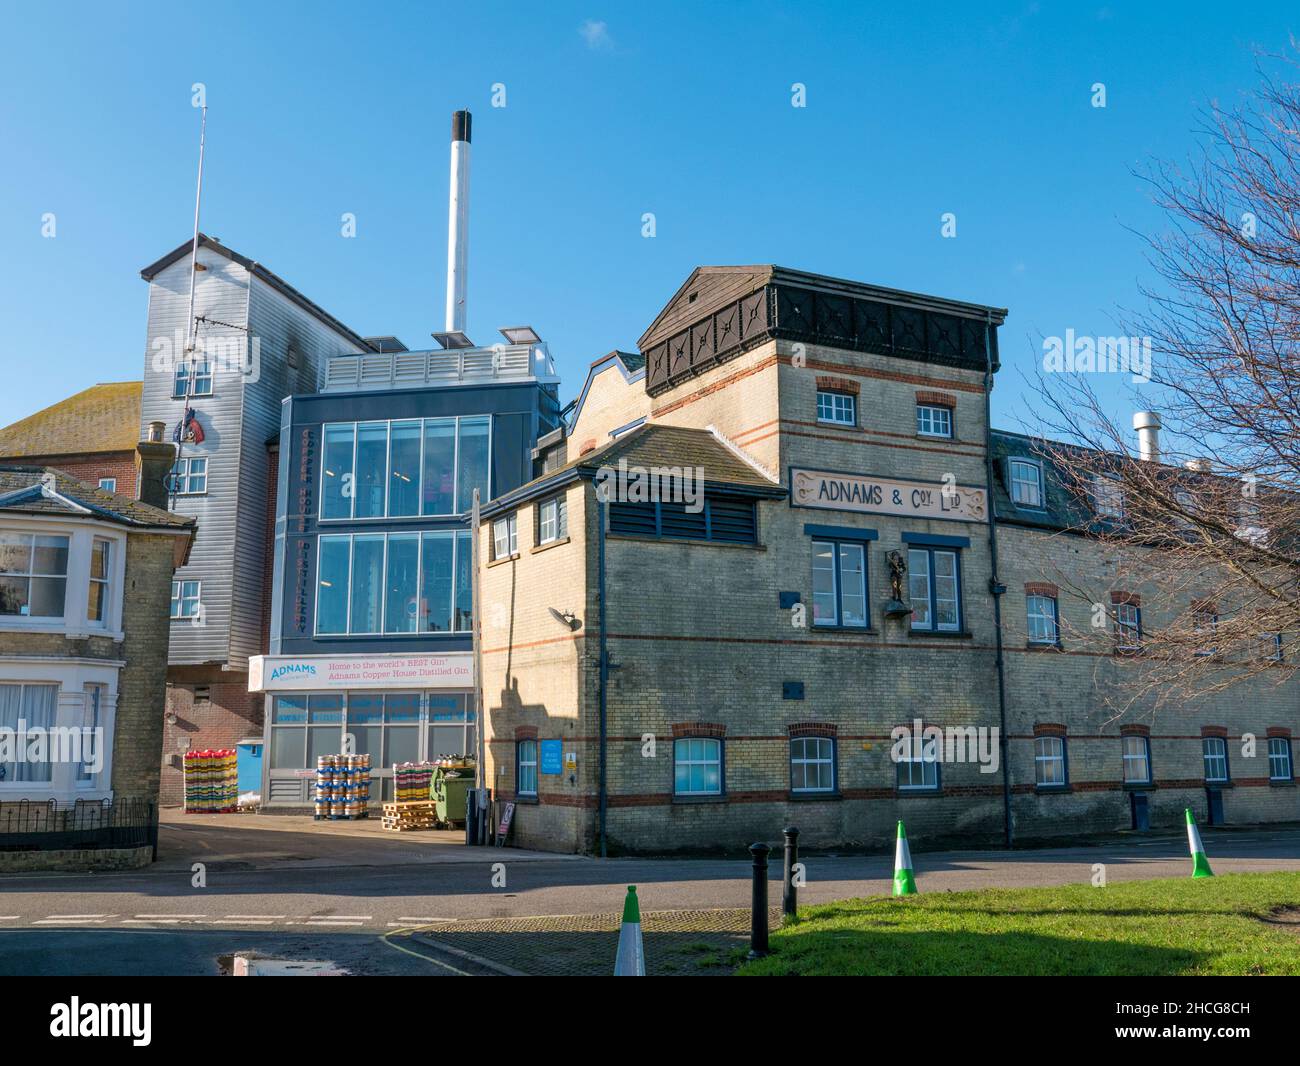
top-left (737, 872), bottom-right (1300, 976)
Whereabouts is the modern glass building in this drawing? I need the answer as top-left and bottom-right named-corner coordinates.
top-left (252, 340), bottom-right (561, 806)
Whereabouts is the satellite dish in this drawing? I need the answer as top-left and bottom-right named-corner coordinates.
top-left (548, 607), bottom-right (580, 631)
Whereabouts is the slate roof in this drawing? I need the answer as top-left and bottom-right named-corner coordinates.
top-left (0, 382), bottom-right (142, 460)
top-left (990, 429), bottom-right (1136, 532)
top-left (484, 422), bottom-right (785, 515)
top-left (0, 465), bottom-right (195, 532)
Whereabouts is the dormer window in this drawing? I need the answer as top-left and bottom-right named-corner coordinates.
top-left (1093, 475), bottom-right (1125, 520)
top-left (1009, 459), bottom-right (1043, 508)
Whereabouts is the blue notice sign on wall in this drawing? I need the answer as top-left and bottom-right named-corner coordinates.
top-left (540, 739), bottom-right (563, 775)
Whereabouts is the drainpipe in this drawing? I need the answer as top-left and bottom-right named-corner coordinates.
top-left (597, 495), bottom-right (609, 858)
top-left (983, 314), bottom-right (1013, 848)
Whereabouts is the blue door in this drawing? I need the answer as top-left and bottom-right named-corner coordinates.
top-left (1130, 791), bottom-right (1149, 831)
top-left (1206, 789), bottom-right (1224, 826)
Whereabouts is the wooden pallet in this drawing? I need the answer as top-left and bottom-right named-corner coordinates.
top-left (381, 817), bottom-right (438, 832)
top-left (381, 800), bottom-right (441, 832)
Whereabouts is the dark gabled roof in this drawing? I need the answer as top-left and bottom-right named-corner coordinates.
top-left (141, 234), bottom-right (374, 351)
top-left (639, 265), bottom-right (1008, 395)
top-left (483, 422), bottom-right (785, 517)
top-left (0, 381), bottom-right (141, 460)
top-left (0, 465), bottom-right (195, 532)
top-left (639, 265), bottom-right (1008, 351)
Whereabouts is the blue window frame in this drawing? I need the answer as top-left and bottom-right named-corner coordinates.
top-left (1268, 736), bottom-right (1294, 782)
top-left (516, 739), bottom-right (538, 797)
top-left (811, 538), bottom-right (868, 628)
top-left (908, 546), bottom-right (961, 632)
top-left (1121, 735), bottom-right (1152, 785)
top-left (673, 737), bottom-right (723, 796)
top-left (1202, 737), bottom-right (1229, 784)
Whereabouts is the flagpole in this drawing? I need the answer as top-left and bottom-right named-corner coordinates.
top-left (171, 105), bottom-right (207, 510)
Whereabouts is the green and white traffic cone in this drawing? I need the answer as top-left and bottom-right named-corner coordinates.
top-left (1185, 808), bottom-right (1214, 879)
top-left (893, 821), bottom-right (918, 896)
top-left (614, 885), bottom-right (645, 975)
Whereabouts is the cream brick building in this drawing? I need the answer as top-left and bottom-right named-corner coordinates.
top-left (479, 266), bottom-right (1300, 854)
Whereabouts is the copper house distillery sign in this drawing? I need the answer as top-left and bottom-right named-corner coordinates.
top-left (790, 468), bottom-right (988, 523)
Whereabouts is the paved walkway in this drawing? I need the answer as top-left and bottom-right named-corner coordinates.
top-left (156, 808), bottom-right (578, 871)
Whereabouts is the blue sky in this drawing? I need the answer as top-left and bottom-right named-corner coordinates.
top-left (0, 1), bottom-right (1296, 432)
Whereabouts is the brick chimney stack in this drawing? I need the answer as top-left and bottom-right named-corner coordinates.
top-left (137, 420), bottom-right (176, 510)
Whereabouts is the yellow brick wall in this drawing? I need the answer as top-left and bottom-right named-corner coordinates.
top-left (478, 335), bottom-right (1299, 854)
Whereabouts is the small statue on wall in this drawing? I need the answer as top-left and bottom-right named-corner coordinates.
top-left (884, 549), bottom-right (913, 618)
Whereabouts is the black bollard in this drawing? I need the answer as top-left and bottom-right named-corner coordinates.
top-left (782, 826), bottom-right (800, 921)
top-left (748, 842), bottom-right (771, 959)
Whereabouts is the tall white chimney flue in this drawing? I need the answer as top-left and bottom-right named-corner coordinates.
top-left (1133, 411), bottom-right (1161, 463)
top-left (445, 109), bottom-right (472, 333)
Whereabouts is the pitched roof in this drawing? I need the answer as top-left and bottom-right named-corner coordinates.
top-left (0, 464), bottom-right (195, 532)
top-left (484, 422), bottom-right (785, 516)
top-left (638, 265), bottom-right (1009, 351)
top-left (0, 382), bottom-right (142, 460)
top-left (140, 234), bottom-right (374, 351)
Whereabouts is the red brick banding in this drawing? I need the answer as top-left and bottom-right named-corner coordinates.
top-left (915, 389), bottom-right (956, 408)
top-left (815, 375), bottom-right (859, 395)
top-left (787, 722), bottom-right (837, 737)
top-left (671, 722), bottom-right (726, 738)
top-left (1024, 582), bottom-right (1059, 597)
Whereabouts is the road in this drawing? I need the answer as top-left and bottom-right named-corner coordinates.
top-left (1, 815), bottom-right (1296, 974)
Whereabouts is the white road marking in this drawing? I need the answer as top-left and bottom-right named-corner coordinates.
top-left (0, 916), bottom-right (21, 921)
top-left (43, 914), bottom-right (113, 919)
top-left (390, 917), bottom-right (455, 926)
top-left (305, 919), bottom-right (367, 926)
top-left (34, 918), bottom-right (110, 925)
top-left (224, 914), bottom-right (286, 920)
top-left (133, 913), bottom-right (207, 919)
top-left (206, 919), bottom-right (275, 925)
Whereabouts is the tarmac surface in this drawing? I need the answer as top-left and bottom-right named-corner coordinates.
top-left (1, 810), bottom-right (1297, 975)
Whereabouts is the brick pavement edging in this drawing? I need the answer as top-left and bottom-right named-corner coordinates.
top-left (411, 907), bottom-right (783, 977)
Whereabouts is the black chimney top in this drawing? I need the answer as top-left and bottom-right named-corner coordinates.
top-left (452, 110), bottom-right (472, 144)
